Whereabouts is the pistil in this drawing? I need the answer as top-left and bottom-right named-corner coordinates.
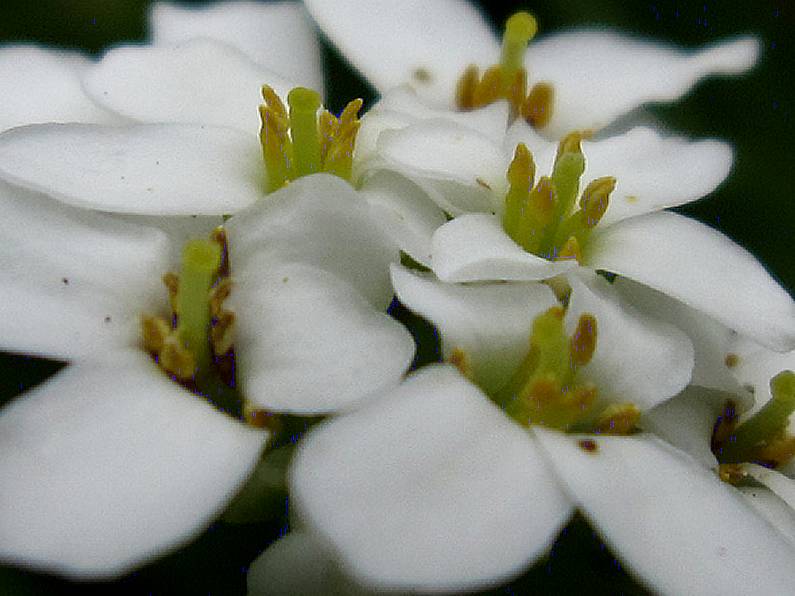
top-left (287, 87), bottom-right (322, 178)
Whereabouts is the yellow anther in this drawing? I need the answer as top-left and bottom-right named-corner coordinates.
top-left (718, 463), bottom-right (747, 485)
top-left (593, 403), bottom-right (640, 435)
top-left (570, 313), bottom-right (597, 367)
top-left (555, 131), bottom-right (589, 162)
top-left (506, 143), bottom-right (536, 191)
top-left (162, 272), bottom-right (180, 314)
top-left (579, 176), bottom-right (616, 228)
top-left (455, 65), bottom-right (480, 111)
top-left (260, 103), bottom-right (292, 193)
top-left (318, 109), bottom-right (338, 161)
top-left (261, 84), bottom-right (287, 119)
top-left (209, 277), bottom-right (232, 319)
top-left (211, 310), bottom-right (236, 356)
top-left (513, 176), bottom-right (556, 254)
top-left (141, 314), bottom-right (172, 354)
top-left (725, 353), bottom-right (740, 368)
top-left (472, 65), bottom-right (503, 108)
top-left (521, 82), bottom-right (554, 128)
top-left (556, 236), bottom-right (582, 262)
top-left (448, 347), bottom-right (474, 380)
top-left (160, 334), bottom-right (196, 381)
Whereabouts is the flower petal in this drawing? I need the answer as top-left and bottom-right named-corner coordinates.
top-left (587, 211), bottom-right (795, 351)
top-left (0, 182), bottom-right (170, 360)
top-left (737, 486), bottom-right (795, 547)
top-left (615, 276), bottom-right (750, 399)
top-left (375, 119), bottom-right (506, 214)
top-left (534, 429), bottom-right (795, 594)
top-left (642, 385), bottom-right (727, 468)
top-left (230, 261), bottom-right (414, 414)
top-left (391, 263), bottom-right (558, 394)
top-left (291, 365), bottom-right (574, 592)
top-left (359, 170), bottom-right (446, 267)
top-left (225, 174), bottom-right (399, 309)
top-left (742, 464), bottom-right (795, 511)
top-left (0, 123), bottom-right (263, 215)
top-left (84, 38), bottom-right (295, 133)
top-left (566, 274), bottom-right (694, 411)
top-left (729, 337), bottom-right (795, 408)
top-left (303, 0), bottom-right (498, 106)
top-left (528, 31), bottom-right (760, 137)
top-left (0, 350), bottom-right (267, 579)
top-left (149, 1), bottom-right (323, 93)
top-left (431, 213), bottom-right (577, 282)
top-left (0, 45), bottom-right (116, 132)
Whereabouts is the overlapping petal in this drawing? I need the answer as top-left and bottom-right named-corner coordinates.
top-left (290, 365), bottom-right (573, 592)
top-left (0, 350), bottom-right (267, 579)
top-left (391, 263), bottom-right (557, 394)
top-left (150, 1), bottom-right (323, 92)
top-left (83, 38), bottom-right (295, 134)
top-left (534, 429), bottom-right (795, 594)
top-left (587, 211), bottom-right (795, 351)
top-left (0, 123), bottom-right (263, 215)
top-left (0, 181), bottom-right (169, 359)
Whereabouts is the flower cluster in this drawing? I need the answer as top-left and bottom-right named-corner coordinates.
top-left (0, 1), bottom-right (793, 595)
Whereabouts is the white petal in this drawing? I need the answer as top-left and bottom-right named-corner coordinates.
top-left (0, 350), bottom-right (266, 579)
top-left (529, 31), bottom-right (760, 137)
top-left (291, 365), bottom-right (573, 592)
top-left (360, 170), bottom-right (446, 267)
top-left (376, 119), bottom-right (506, 214)
top-left (737, 486), bottom-right (795, 547)
top-left (588, 211), bottom-right (795, 351)
top-left (247, 532), bottom-right (361, 596)
top-left (743, 464), bottom-right (795, 512)
top-left (615, 276), bottom-right (750, 399)
top-left (431, 213), bottom-right (577, 282)
top-left (0, 182), bottom-right (170, 360)
top-left (231, 261), bottom-right (413, 415)
top-left (729, 337), bottom-right (795, 409)
top-left (304, 0), bottom-right (498, 106)
top-left (642, 385), bottom-right (727, 468)
top-left (149, 1), bottom-right (323, 93)
top-left (84, 39), bottom-right (295, 133)
top-left (566, 274), bottom-right (694, 411)
top-left (0, 123), bottom-right (263, 215)
top-left (584, 128), bottom-right (733, 226)
top-left (534, 429), bottom-right (795, 595)
top-left (225, 174), bottom-right (399, 309)
top-left (0, 45), bottom-right (117, 132)
top-left (391, 264), bottom-right (558, 394)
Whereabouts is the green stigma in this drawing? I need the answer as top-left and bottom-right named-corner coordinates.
top-left (502, 134), bottom-right (616, 263)
top-left (718, 371), bottom-right (795, 465)
top-left (260, 85), bottom-right (363, 193)
top-left (500, 12), bottom-right (537, 91)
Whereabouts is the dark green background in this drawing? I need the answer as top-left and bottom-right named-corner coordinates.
top-left (0, 1), bottom-right (791, 594)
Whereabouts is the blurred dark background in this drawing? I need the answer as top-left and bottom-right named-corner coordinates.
top-left (0, 1), bottom-right (791, 594)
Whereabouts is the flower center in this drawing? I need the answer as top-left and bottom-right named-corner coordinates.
top-left (259, 85), bottom-right (363, 193)
top-left (141, 228), bottom-right (241, 418)
top-left (454, 11), bottom-right (554, 128)
top-left (503, 132), bottom-right (616, 264)
top-left (713, 371), bottom-right (795, 482)
top-left (454, 306), bottom-right (639, 434)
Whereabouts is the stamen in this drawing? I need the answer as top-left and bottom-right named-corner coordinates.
top-left (556, 236), bottom-right (582, 262)
top-left (259, 86), bottom-right (292, 193)
top-left (719, 371), bottom-right (795, 463)
top-left (141, 314), bottom-right (171, 354)
top-left (500, 12), bottom-right (537, 92)
top-left (593, 404), bottom-right (640, 435)
top-left (448, 347), bottom-right (474, 380)
top-left (471, 65), bottom-right (503, 108)
top-left (569, 314), bottom-right (597, 367)
top-left (550, 135), bottom-right (586, 225)
top-left (159, 335), bottom-right (196, 381)
top-left (176, 240), bottom-right (222, 376)
top-left (521, 82), bottom-right (554, 128)
top-left (503, 143), bottom-right (536, 238)
top-left (162, 272), bottom-right (179, 314)
top-left (287, 87), bottom-right (322, 179)
top-left (454, 65), bottom-right (479, 111)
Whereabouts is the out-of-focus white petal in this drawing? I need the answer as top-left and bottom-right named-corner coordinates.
top-left (729, 337), bottom-right (795, 415)
top-left (391, 264), bottom-right (557, 394)
top-left (615, 276), bottom-right (750, 399)
top-left (535, 429), bottom-right (795, 594)
top-left (743, 465), bottom-right (795, 512)
top-left (566, 274), bottom-right (693, 411)
top-left (737, 486), bottom-right (795, 547)
top-left (304, 0), bottom-right (497, 106)
top-left (0, 123), bottom-right (263, 215)
top-left (359, 170), bottom-right (446, 267)
top-left (0, 182), bottom-right (169, 360)
top-left (149, 1), bottom-right (323, 93)
top-left (431, 214), bottom-right (577, 282)
top-left (291, 365), bottom-right (573, 592)
top-left (225, 174), bottom-right (398, 309)
top-left (0, 45), bottom-right (117, 132)
top-left (230, 261), bottom-right (414, 414)
top-left (529, 32), bottom-right (760, 137)
top-left (376, 120), bottom-right (506, 214)
top-left (84, 39), bottom-right (295, 134)
top-left (642, 386), bottom-right (727, 468)
top-left (0, 350), bottom-right (267, 579)
top-left (587, 212), bottom-right (795, 351)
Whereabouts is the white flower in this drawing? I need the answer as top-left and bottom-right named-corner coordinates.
top-left (303, 0), bottom-right (759, 138)
top-left (0, 174), bottom-right (413, 578)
